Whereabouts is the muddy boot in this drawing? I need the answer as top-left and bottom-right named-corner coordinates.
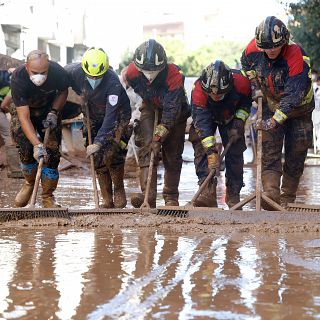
top-left (261, 170), bottom-right (281, 210)
top-left (5, 145), bottom-right (23, 179)
top-left (194, 178), bottom-right (217, 207)
top-left (225, 183), bottom-right (241, 209)
top-left (280, 173), bottom-right (300, 208)
top-left (131, 193), bottom-right (144, 208)
top-left (41, 167), bottom-right (61, 208)
top-left (110, 164), bottom-right (127, 208)
top-left (131, 166), bottom-right (157, 208)
top-left (96, 169), bottom-right (114, 208)
top-left (163, 170), bottom-right (181, 207)
top-left (14, 162), bottom-right (38, 207)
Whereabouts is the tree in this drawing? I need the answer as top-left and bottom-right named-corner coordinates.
top-left (287, 0), bottom-right (320, 69)
top-left (117, 48), bottom-right (134, 73)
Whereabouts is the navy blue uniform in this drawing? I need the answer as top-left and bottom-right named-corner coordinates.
top-left (190, 70), bottom-right (251, 201)
top-left (241, 38), bottom-right (314, 205)
top-left (66, 63), bottom-right (131, 153)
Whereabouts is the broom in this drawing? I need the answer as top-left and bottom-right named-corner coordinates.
top-left (0, 127), bottom-right (69, 222)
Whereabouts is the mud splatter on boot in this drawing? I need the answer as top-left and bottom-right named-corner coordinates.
top-left (41, 167), bottom-right (61, 208)
top-left (14, 162), bottom-right (38, 207)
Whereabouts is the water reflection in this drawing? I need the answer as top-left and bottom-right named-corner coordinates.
top-left (0, 229), bottom-right (319, 319)
top-left (54, 231), bottom-right (95, 320)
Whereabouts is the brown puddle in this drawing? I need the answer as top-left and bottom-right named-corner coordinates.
top-left (0, 228), bottom-right (320, 319)
top-left (1, 145), bottom-right (320, 318)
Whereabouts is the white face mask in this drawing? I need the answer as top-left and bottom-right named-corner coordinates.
top-left (209, 92), bottom-right (225, 101)
top-left (87, 77), bottom-right (102, 90)
top-left (141, 70), bottom-right (161, 83)
top-left (30, 74), bottom-right (47, 86)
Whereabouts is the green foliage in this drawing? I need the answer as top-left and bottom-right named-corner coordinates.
top-left (117, 38), bottom-right (246, 77)
top-left (162, 38), bottom-right (246, 76)
top-left (117, 48), bottom-right (134, 73)
top-left (288, 0), bottom-right (320, 69)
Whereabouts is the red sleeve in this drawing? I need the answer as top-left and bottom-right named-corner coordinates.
top-left (166, 64), bottom-right (183, 91)
top-left (245, 38), bottom-right (260, 55)
top-left (192, 81), bottom-right (208, 108)
top-left (126, 62), bottom-right (140, 81)
top-left (283, 44), bottom-right (304, 77)
top-left (233, 73), bottom-right (251, 96)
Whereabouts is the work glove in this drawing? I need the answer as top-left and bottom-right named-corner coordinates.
top-left (43, 110), bottom-right (58, 129)
top-left (154, 124), bottom-right (169, 142)
top-left (207, 151), bottom-right (220, 171)
top-left (86, 143), bottom-right (101, 158)
top-left (256, 117), bottom-right (278, 131)
top-left (229, 119), bottom-right (245, 143)
top-left (33, 143), bottom-right (47, 163)
top-left (252, 89), bottom-right (263, 102)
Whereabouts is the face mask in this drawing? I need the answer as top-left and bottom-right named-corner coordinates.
top-left (141, 70), bottom-right (161, 83)
top-left (30, 74), bottom-right (47, 86)
top-left (87, 77), bottom-right (102, 90)
top-left (209, 92), bottom-right (225, 101)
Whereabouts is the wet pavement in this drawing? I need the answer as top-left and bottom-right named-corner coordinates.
top-left (1, 143), bottom-right (320, 319)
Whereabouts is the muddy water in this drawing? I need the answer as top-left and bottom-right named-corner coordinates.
top-left (1, 145), bottom-right (320, 319)
top-left (0, 228), bottom-right (319, 319)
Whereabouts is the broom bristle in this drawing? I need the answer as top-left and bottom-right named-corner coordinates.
top-left (0, 208), bottom-right (69, 222)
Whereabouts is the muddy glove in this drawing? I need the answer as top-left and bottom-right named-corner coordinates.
top-left (33, 143), bottom-right (47, 163)
top-left (229, 118), bottom-right (245, 143)
top-left (43, 110), bottom-right (58, 129)
top-left (252, 89), bottom-right (263, 101)
top-left (86, 143), bottom-right (101, 158)
top-left (207, 150), bottom-right (220, 171)
top-left (256, 117), bottom-right (278, 131)
top-left (154, 124), bottom-right (169, 142)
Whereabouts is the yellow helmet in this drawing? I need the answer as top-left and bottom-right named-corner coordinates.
top-left (81, 47), bottom-right (109, 77)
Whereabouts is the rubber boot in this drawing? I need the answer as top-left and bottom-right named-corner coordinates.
top-left (41, 167), bottom-right (61, 208)
top-left (194, 179), bottom-right (217, 207)
top-left (14, 162), bottom-right (38, 207)
top-left (163, 172), bottom-right (180, 206)
top-left (225, 183), bottom-right (241, 209)
top-left (131, 166), bottom-right (157, 208)
top-left (261, 170), bottom-right (281, 210)
top-left (96, 169), bottom-right (114, 208)
top-left (110, 164), bottom-right (127, 208)
top-left (280, 173), bottom-right (300, 208)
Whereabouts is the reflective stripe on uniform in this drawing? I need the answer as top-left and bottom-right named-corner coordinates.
top-left (235, 109), bottom-right (249, 122)
top-left (273, 109), bottom-right (288, 124)
top-left (201, 136), bottom-right (216, 149)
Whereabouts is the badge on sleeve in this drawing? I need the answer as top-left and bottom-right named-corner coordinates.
top-left (109, 95), bottom-right (119, 106)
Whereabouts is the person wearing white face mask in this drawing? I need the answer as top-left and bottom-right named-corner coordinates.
top-left (65, 47), bottom-right (132, 208)
top-left (122, 39), bottom-right (190, 208)
top-left (10, 50), bottom-right (69, 208)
